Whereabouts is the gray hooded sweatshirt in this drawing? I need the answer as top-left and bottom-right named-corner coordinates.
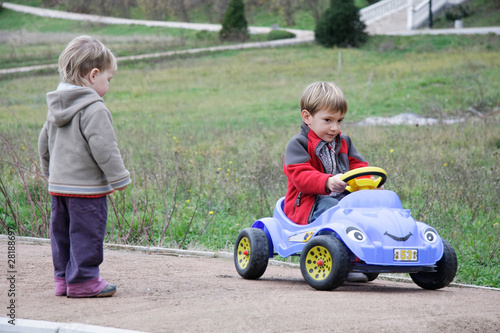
top-left (38, 85), bottom-right (131, 195)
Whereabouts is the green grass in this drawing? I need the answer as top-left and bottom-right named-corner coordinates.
top-left (3, 35), bottom-right (498, 125)
top-left (0, 5), bottom-right (499, 287)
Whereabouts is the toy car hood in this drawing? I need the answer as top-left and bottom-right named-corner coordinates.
top-left (254, 190), bottom-right (444, 266)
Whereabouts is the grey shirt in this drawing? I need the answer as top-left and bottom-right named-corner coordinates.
top-left (38, 85), bottom-right (130, 195)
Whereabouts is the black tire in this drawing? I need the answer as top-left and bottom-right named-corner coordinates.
top-left (365, 273), bottom-right (379, 282)
top-left (234, 228), bottom-right (269, 279)
top-left (300, 236), bottom-right (350, 290)
top-left (410, 239), bottom-right (458, 290)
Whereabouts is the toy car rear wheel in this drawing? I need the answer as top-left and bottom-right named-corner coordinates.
top-left (300, 235), bottom-right (350, 290)
top-left (365, 273), bottom-right (379, 282)
top-left (234, 228), bottom-right (269, 279)
top-left (410, 239), bottom-right (458, 290)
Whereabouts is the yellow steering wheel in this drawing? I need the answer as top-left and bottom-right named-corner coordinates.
top-left (339, 167), bottom-right (387, 193)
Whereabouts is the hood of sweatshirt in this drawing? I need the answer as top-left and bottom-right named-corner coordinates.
top-left (46, 87), bottom-right (103, 127)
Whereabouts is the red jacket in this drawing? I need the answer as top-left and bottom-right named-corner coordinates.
top-left (283, 122), bottom-right (368, 225)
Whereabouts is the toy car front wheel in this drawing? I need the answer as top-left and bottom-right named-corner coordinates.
top-left (234, 228), bottom-right (269, 279)
top-left (410, 239), bottom-right (458, 290)
top-left (300, 235), bottom-right (350, 290)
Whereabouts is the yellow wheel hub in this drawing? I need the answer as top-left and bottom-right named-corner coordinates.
top-left (237, 236), bottom-right (251, 269)
top-left (304, 246), bottom-right (332, 281)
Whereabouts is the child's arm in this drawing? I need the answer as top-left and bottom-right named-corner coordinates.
top-left (284, 135), bottom-right (331, 195)
top-left (80, 106), bottom-right (131, 190)
top-left (38, 123), bottom-right (50, 178)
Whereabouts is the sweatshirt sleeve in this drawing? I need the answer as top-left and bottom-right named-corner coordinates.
top-left (80, 105), bottom-right (131, 189)
top-left (38, 122), bottom-right (50, 177)
top-left (284, 135), bottom-right (331, 195)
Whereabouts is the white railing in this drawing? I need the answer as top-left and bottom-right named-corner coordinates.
top-left (361, 0), bottom-right (457, 30)
top-left (408, 0), bottom-right (449, 29)
top-left (360, 0), bottom-right (410, 25)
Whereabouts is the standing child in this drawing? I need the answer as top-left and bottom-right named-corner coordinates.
top-left (283, 81), bottom-right (370, 225)
top-left (38, 35), bottom-right (131, 297)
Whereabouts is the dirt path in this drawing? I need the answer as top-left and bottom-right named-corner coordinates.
top-left (2, 239), bottom-right (500, 333)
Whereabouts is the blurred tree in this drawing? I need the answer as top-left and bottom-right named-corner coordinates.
top-left (302, 0), bottom-right (329, 23)
top-left (103, 0), bottom-right (134, 18)
top-left (270, 0), bottom-right (299, 26)
top-left (244, 0), bottom-right (263, 24)
top-left (42, 0), bottom-right (64, 7)
top-left (138, 0), bottom-right (169, 20)
top-left (219, 0), bottom-right (249, 41)
top-left (168, 0), bottom-right (191, 22)
top-left (315, 0), bottom-right (368, 47)
top-left (200, 0), bottom-right (215, 23)
top-left (211, 0), bottom-right (230, 22)
top-left (66, 0), bottom-right (92, 14)
top-left (65, 0), bottom-right (133, 17)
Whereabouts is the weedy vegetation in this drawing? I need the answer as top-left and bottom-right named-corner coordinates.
top-left (0, 6), bottom-right (499, 287)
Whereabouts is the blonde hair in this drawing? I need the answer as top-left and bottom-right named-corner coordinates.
top-left (58, 35), bottom-right (117, 86)
top-left (300, 81), bottom-right (347, 116)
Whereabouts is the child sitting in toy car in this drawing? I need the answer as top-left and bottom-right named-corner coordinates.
top-left (283, 81), bottom-right (374, 226)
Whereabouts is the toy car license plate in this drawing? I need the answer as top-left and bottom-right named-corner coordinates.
top-left (394, 249), bottom-right (418, 261)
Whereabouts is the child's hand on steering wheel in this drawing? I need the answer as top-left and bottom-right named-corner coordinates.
top-left (326, 174), bottom-right (347, 193)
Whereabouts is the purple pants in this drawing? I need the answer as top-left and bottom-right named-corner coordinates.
top-left (50, 195), bottom-right (108, 297)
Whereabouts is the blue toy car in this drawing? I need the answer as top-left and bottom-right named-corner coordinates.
top-left (234, 167), bottom-right (457, 290)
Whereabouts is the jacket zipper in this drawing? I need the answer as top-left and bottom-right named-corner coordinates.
top-left (295, 192), bottom-right (302, 207)
top-left (293, 192), bottom-right (302, 216)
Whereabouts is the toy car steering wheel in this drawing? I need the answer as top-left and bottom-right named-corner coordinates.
top-left (340, 167), bottom-right (387, 193)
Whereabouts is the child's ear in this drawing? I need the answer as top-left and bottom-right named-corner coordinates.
top-left (86, 68), bottom-right (100, 84)
top-left (301, 109), bottom-right (312, 125)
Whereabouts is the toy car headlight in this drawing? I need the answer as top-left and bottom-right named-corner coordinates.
top-left (346, 226), bottom-right (366, 242)
top-left (423, 228), bottom-right (439, 243)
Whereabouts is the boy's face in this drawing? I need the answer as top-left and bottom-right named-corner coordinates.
top-left (302, 108), bottom-right (344, 143)
top-left (87, 68), bottom-right (116, 97)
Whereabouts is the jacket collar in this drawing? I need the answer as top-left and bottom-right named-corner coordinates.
top-left (300, 121), bottom-right (342, 153)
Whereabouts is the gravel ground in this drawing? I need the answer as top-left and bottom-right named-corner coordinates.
top-left (2, 239), bottom-right (500, 333)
